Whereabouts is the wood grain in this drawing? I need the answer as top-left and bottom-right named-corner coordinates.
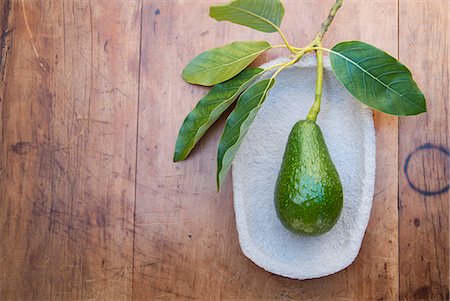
top-left (398, 1), bottom-right (449, 300)
top-left (133, 0), bottom-right (399, 300)
top-left (0, 1), bottom-right (141, 299)
top-left (0, 0), bottom-right (447, 300)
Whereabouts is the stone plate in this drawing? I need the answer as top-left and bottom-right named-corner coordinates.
top-left (232, 55), bottom-right (376, 280)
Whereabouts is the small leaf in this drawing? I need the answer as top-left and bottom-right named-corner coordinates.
top-left (217, 78), bottom-right (275, 189)
top-left (330, 41), bottom-right (426, 116)
top-left (210, 0), bottom-right (284, 33)
top-left (174, 68), bottom-right (264, 162)
top-left (182, 41), bottom-right (270, 86)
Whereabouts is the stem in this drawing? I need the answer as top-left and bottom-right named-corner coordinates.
top-left (271, 44), bottom-right (304, 52)
top-left (308, 46), bottom-right (332, 53)
top-left (312, 0), bottom-right (343, 45)
top-left (270, 58), bottom-right (297, 79)
top-left (271, 44), bottom-right (288, 49)
top-left (273, 1), bottom-right (344, 58)
top-left (269, 48), bottom-right (309, 80)
top-left (277, 28), bottom-right (297, 54)
top-left (264, 61), bottom-right (290, 71)
top-left (304, 0), bottom-right (343, 122)
top-left (257, 0), bottom-right (343, 122)
top-left (307, 44), bottom-right (323, 122)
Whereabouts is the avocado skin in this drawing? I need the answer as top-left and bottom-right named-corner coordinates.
top-left (275, 120), bottom-right (343, 236)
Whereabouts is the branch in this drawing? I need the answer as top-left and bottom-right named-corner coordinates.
top-left (313, 0), bottom-right (344, 44)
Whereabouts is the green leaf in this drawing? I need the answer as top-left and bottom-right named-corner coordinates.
top-left (174, 68), bottom-right (264, 162)
top-left (330, 41), bottom-right (426, 116)
top-left (217, 78), bottom-right (275, 189)
top-left (210, 0), bottom-right (284, 33)
top-left (182, 41), bottom-right (271, 86)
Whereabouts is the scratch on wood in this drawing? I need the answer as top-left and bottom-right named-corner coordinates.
top-left (20, 0), bottom-right (39, 59)
top-left (135, 210), bottom-right (211, 226)
top-left (75, 116), bottom-right (112, 125)
top-left (77, 50), bottom-right (132, 100)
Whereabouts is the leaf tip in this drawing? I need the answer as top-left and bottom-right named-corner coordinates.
top-left (209, 5), bottom-right (218, 19)
top-left (216, 164), bottom-right (225, 192)
top-left (419, 105), bottom-right (427, 114)
top-left (181, 67), bottom-right (193, 84)
top-left (216, 178), bottom-right (221, 193)
top-left (216, 164), bottom-right (220, 183)
top-left (409, 94), bottom-right (427, 115)
top-left (173, 151), bottom-right (185, 162)
top-left (421, 97), bottom-right (428, 113)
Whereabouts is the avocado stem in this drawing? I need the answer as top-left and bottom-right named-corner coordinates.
top-left (265, 0), bottom-right (344, 123)
top-left (306, 0), bottom-right (343, 122)
top-left (307, 44), bottom-right (323, 122)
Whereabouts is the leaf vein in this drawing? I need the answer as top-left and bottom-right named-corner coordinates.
top-left (331, 49), bottom-right (425, 110)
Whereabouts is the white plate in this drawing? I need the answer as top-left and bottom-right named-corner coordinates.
top-left (232, 55), bottom-right (376, 279)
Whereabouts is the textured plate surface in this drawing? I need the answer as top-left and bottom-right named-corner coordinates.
top-left (232, 55), bottom-right (376, 279)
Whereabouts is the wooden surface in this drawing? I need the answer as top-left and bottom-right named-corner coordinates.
top-left (398, 1), bottom-right (449, 300)
top-left (0, 0), bottom-right (448, 300)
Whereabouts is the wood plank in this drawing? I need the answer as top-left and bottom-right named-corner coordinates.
top-left (398, 1), bottom-right (449, 300)
top-left (134, 0), bottom-right (398, 299)
top-left (0, 1), bottom-right (141, 299)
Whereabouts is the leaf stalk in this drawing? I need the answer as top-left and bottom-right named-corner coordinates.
top-left (270, 47), bottom-right (309, 80)
top-left (277, 28), bottom-right (297, 54)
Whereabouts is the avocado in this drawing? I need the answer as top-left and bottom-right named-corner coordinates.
top-left (274, 120), bottom-right (343, 236)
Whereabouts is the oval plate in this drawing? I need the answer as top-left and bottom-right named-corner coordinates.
top-left (232, 55), bottom-right (376, 279)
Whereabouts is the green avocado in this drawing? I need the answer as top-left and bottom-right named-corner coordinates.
top-left (274, 120), bottom-right (343, 236)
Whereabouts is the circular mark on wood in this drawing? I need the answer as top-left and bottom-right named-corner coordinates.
top-left (404, 143), bottom-right (449, 196)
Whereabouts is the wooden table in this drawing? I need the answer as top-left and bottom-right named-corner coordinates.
top-left (0, 1), bottom-right (448, 300)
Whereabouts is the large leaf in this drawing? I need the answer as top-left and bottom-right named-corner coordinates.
top-left (330, 41), bottom-right (426, 116)
top-left (210, 0), bottom-right (284, 33)
top-left (174, 68), bottom-right (264, 162)
top-left (182, 41), bottom-right (270, 86)
top-left (217, 78), bottom-right (275, 189)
